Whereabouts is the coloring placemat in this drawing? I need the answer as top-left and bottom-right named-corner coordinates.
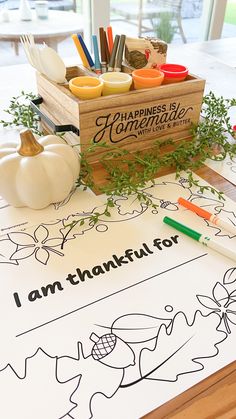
top-left (0, 172), bottom-right (236, 419)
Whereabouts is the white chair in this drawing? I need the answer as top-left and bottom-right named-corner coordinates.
top-left (111, 0), bottom-right (187, 43)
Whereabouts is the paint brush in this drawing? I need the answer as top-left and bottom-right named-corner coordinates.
top-left (92, 34), bottom-right (101, 74)
top-left (99, 27), bottom-right (107, 73)
top-left (103, 30), bottom-right (110, 64)
top-left (108, 34), bottom-right (120, 72)
top-left (163, 216), bottom-right (236, 263)
top-left (77, 34), bottom-right (95, 70)
top-left (178, 197), bottom-right (236, 236)
top-left (114, 34), bottom-right (126, 72)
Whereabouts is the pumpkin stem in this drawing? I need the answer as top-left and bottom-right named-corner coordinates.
top-left (18, 129), bottom-right (44, 156)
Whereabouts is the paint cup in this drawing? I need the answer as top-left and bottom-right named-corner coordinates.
top-left (99, 72), bottom-right (132, 96)
top-left (159, 63), bottom-right (188, 84)
top-left (132, 68), bottom-right (164, 90)
top-left (69, 76), bottom-right (103, 100)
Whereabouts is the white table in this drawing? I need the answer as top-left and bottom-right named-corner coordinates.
top-left (0, 9), bottom-right (83, 54)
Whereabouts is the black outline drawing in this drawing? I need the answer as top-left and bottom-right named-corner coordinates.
top-left (0, 263), bottom-right (235, 418)
top-left (226, 155), bottom-right (236, 174)
top-left (0, 177), bottom-right (236, 417)
top-left (1, 176), bottom-right (235, 265)
top-left (1, 267), bottom-right (235, 418)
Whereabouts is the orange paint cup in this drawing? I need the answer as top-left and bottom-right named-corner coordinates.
top-left (132, 68), bottom-right (164, 90)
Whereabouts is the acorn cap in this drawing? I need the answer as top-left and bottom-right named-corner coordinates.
top-left (90, 333), bottom-right (117, 360)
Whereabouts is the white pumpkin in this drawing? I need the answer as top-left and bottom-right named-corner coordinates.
top-left (0, 129), bottom-right (80, 209)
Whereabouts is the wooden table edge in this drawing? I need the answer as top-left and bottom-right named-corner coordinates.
top-left (143, 360), bottom-right (236, 418)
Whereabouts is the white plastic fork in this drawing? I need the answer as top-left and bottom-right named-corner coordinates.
top-left (27, 34), bottom-right (45, 74)
top-left (20, 34), bottom-right (45, 73)
top-left (20, 33), bottom-right (66, 83)
top-left (20, 35), bottom-right (35, 68)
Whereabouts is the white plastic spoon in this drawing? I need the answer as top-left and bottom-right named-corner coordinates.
top-left (39, 44), bottom-right (67, 83)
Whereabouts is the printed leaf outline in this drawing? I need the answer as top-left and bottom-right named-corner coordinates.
top-left (7, 222), bottom-right (64, 265)
top-left (197, 282), bottom-right (236, 334)
top-left (137, 311), bottom-right (227, 384)
top-left (0, 348), bottom-right (77, 419)
top-left (57, 341), bottom-right (124, 419)
top-left (223, 267), bottom-right (236, 285)
top-left (0, 237), bottom-right (18, 265)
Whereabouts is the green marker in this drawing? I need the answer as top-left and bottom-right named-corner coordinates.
top-left (163, 216), bottom-right (236, 262)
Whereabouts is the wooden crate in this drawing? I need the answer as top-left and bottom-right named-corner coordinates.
top-left (36, 66), bottom-right (205, 192)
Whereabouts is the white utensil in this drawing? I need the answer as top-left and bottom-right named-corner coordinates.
top-left (39, 44), bottom-right (67, 83)
top-left (20, 35), bottom-right (36, 68)
top-left (28, 34), bottom-right (45, 74)
top-left (21, 34), bottom-right (66, 84)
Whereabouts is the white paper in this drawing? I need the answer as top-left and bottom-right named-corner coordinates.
top-left (205, 154), bottom-right (236, 186)
top-left (0, 186), bottom-right (103, 237)
top-left (0, 173), bottom-right (236, 419)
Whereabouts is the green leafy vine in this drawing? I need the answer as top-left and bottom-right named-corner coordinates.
top-left (0, 91), bottom-right (41, 135)
top-left (1, 91), bottom-right (236, 236)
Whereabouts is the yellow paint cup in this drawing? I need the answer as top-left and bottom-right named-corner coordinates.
top-left (69, 76), bottom-right (103, 100)
top-left (99, 72), bottom-right (132, 96)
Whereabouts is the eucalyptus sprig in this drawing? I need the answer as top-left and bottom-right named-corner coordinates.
top-left (0, 91), bottom-right (41, 135)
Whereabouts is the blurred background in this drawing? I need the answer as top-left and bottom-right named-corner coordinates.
top-left (0, 0), bottom-right (236, 65)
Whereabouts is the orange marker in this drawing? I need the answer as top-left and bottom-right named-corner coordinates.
top-left (178, 197), bottom-right (236, 236)
top-left (106, 26), bottom-right (113, 54)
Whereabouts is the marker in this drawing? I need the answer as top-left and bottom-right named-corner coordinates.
top-left (71, 34), bottom-right (89, 68)
top-left (114, 34), bottom-right (126, 72)
top-left (163, 216), bottom-right (236, 262)
top-left (92, 35), bottom-right (101, 74)
top-left (77, 34), bottom-right (95, 70)
top-left (178, 197), bottom-right (236, 236)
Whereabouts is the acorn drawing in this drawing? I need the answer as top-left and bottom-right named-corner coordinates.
top-left (90, 332), bottom-right (135, 369)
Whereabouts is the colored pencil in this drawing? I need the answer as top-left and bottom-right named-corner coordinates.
top-left (108, 34), bottom-right (120, 72)
top-left (178, 197), bottom-right (236, 236)
top-left (71, 34), bottom-right (89, 68)
top-left (163, 216), bottom-right (236, 262)
top-left (92, 35), bottom-right (101, 74)
top-left (114, 34), bottom-right (126, 72)
top-left (106, 26), bottom-right (113, 54)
